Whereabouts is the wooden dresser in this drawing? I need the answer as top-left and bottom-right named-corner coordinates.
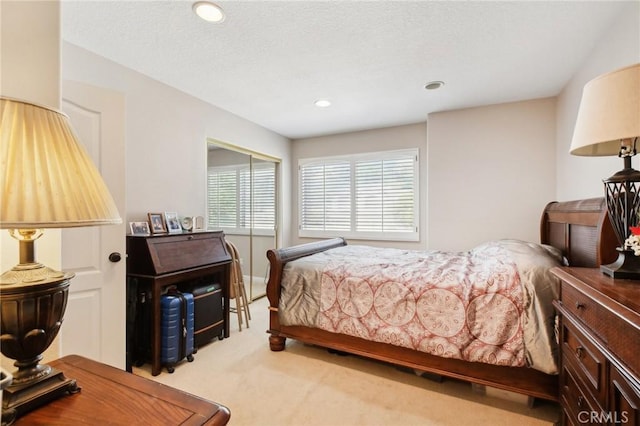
top-left (126, 231), bottom-right (231, 376)
top-left (551, 267), bottom-right (640, 425)
top-left (13, 355), bottom-right (230, 425)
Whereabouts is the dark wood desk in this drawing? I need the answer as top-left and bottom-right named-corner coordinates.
top-left (13, 355), bottom-right (230, 425)
top-left (126, 231), bottom-right (231, 375)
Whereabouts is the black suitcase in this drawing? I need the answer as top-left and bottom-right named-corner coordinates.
top-left (126, 276), bottom-right (140, 372)
top-left (130, 278), bottom-right (152, 369)
top-left (161, 289), bottom-right (195, 373)
top-left (190, 283), bottom-right (225, 347)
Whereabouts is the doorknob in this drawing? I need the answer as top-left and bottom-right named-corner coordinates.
top-left (108, 252), bottom-right (122, 263)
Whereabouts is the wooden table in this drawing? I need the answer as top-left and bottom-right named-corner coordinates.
top-left (12, 355), bottom-right (230, 425)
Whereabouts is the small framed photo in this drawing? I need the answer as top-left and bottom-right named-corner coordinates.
top-left (129, 221), bottom-right (150, 236)
top-left (148, 213), bottom-right (167, 234)
top-left (164, 212), bottom-right (182, 233)
top-left (194, 215), bottom-right (205, 231)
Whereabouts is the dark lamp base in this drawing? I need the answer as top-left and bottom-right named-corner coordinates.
top-left (1, 366), bottom-right (80, 425)
top-left (601, 248), bottom-right (640, 280)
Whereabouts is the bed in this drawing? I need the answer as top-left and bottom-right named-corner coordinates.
top-left (265, 198), bottom-right (618, 402)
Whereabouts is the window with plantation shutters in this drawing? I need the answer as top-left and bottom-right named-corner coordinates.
top-left (299, 149), bottom-right (418, 241)
top-left (207, 163), bottom-right (275, 234)
top-left (300, 160), bottom-right (351, 232)
top-left (207, 169), bottom-right (237, 229)
top-left (251, 166), bottom-right (276, 230)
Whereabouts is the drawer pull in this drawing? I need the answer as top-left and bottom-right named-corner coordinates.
top-left (575, 301), bottom-right (585, 310)
top-left (575, 346), bottom-right (584, 359)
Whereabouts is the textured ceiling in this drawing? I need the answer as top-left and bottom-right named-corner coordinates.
top-left (61, 1), bottom-right (630, 139)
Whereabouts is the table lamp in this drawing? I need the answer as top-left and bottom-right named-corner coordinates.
top-left (0, 97), bottom-right (121, 422)
top-left (570, 63), bottom-right (640, 279)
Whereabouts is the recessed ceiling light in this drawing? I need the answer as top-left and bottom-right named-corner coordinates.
top-left (314, 99), bottom-right (331, 108)
top-left (424, 81), bottom-right (445, 90)
top-left (193, 2), bottom-right (225, 23)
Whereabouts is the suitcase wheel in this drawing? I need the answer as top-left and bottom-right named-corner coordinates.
top-left (218, 333), bottom-right (224, 341)
top-left (187, 354), bottom-right (194, 362)
top-left (167, 366), bottom-right (175, 374)
top-left (193, 348), bottom-right (198, 354)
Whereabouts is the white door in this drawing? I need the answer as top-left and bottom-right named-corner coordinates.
top-left (60, 81), bottom-right (126, 369)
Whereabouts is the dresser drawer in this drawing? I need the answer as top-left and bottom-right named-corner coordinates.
top-left (561, 283), bottom-right (604, 335)
top-left (561, 358), bottom-right (602, 425)
top-left (609, 366), bottom-right (640, 425)
top-left (560, 318), bottom-right (607, 407)
top-left (561, 280), bottom-right (640, 379)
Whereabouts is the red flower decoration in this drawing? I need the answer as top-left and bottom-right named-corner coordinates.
top-left (630, 226), bottom-right (640, 236)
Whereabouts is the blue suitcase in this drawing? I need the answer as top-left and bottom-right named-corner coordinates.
top-left (161, 290), bottom-right (195, 373)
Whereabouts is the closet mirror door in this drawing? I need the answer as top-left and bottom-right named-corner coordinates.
top-left (250, 157), bottom-right (276, 300)
top-left (207, 141), bottom-right (278, 301)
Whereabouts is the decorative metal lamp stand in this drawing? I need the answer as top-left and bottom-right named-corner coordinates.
top-left (600, 151), bottom-right (640, 278)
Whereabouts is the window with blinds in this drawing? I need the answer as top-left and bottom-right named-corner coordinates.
top-left (207, 163), bottom-right (275, 234)
top-left (299, 149), bottom-right (418, 241)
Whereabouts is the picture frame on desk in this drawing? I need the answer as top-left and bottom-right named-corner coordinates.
top-left (148, 213), bottom-right (167, 234)
top-left (164, 212), bottom-right (182, 233)
top-left (130, 221), bottom-right (151, 236)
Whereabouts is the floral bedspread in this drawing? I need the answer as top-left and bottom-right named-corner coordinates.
top-left (278, 240), bottom-right (562, 374)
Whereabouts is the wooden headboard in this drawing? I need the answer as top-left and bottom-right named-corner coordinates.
top-left (540, 197), bottom-right (618, 267)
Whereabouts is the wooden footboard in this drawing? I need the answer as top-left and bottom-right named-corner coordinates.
top-left (266, 238), bottom-right (346, 349)
top-left (265, 198), bottom-right (617, 403)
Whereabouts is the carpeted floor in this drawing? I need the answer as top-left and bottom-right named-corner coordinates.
top-left (134, 297), bottom-right (561, 426)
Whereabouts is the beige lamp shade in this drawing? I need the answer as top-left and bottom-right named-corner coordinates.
top-left (570, 63), bottom-right (640, 156)
top-left (0, 97), bottom-right (121, 228)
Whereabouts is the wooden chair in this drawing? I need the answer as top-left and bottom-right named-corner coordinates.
top-left (225, 240), bottom-right (251, 331)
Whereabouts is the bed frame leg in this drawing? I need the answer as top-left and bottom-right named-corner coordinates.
top-left (269, 334), bottom-right (286, 351)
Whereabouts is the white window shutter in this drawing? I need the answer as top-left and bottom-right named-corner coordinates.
top-left (299, 149), bottom-right (418, 241)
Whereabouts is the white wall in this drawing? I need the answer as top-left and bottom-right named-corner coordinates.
top-left (1, 0), bottom-right (65, 367)
top-left (427, 98), bottom-right (557, 251)
top-left (61, 43), bottom-right (293, 245)
top-left (291, 123), bottom-right (428, 249)
top-left (292, 102), bottom-right (557, 252)
top-left (1, 1), bottom-right (63, 275)
top-left (556, 1), bottom-right (640, 200)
